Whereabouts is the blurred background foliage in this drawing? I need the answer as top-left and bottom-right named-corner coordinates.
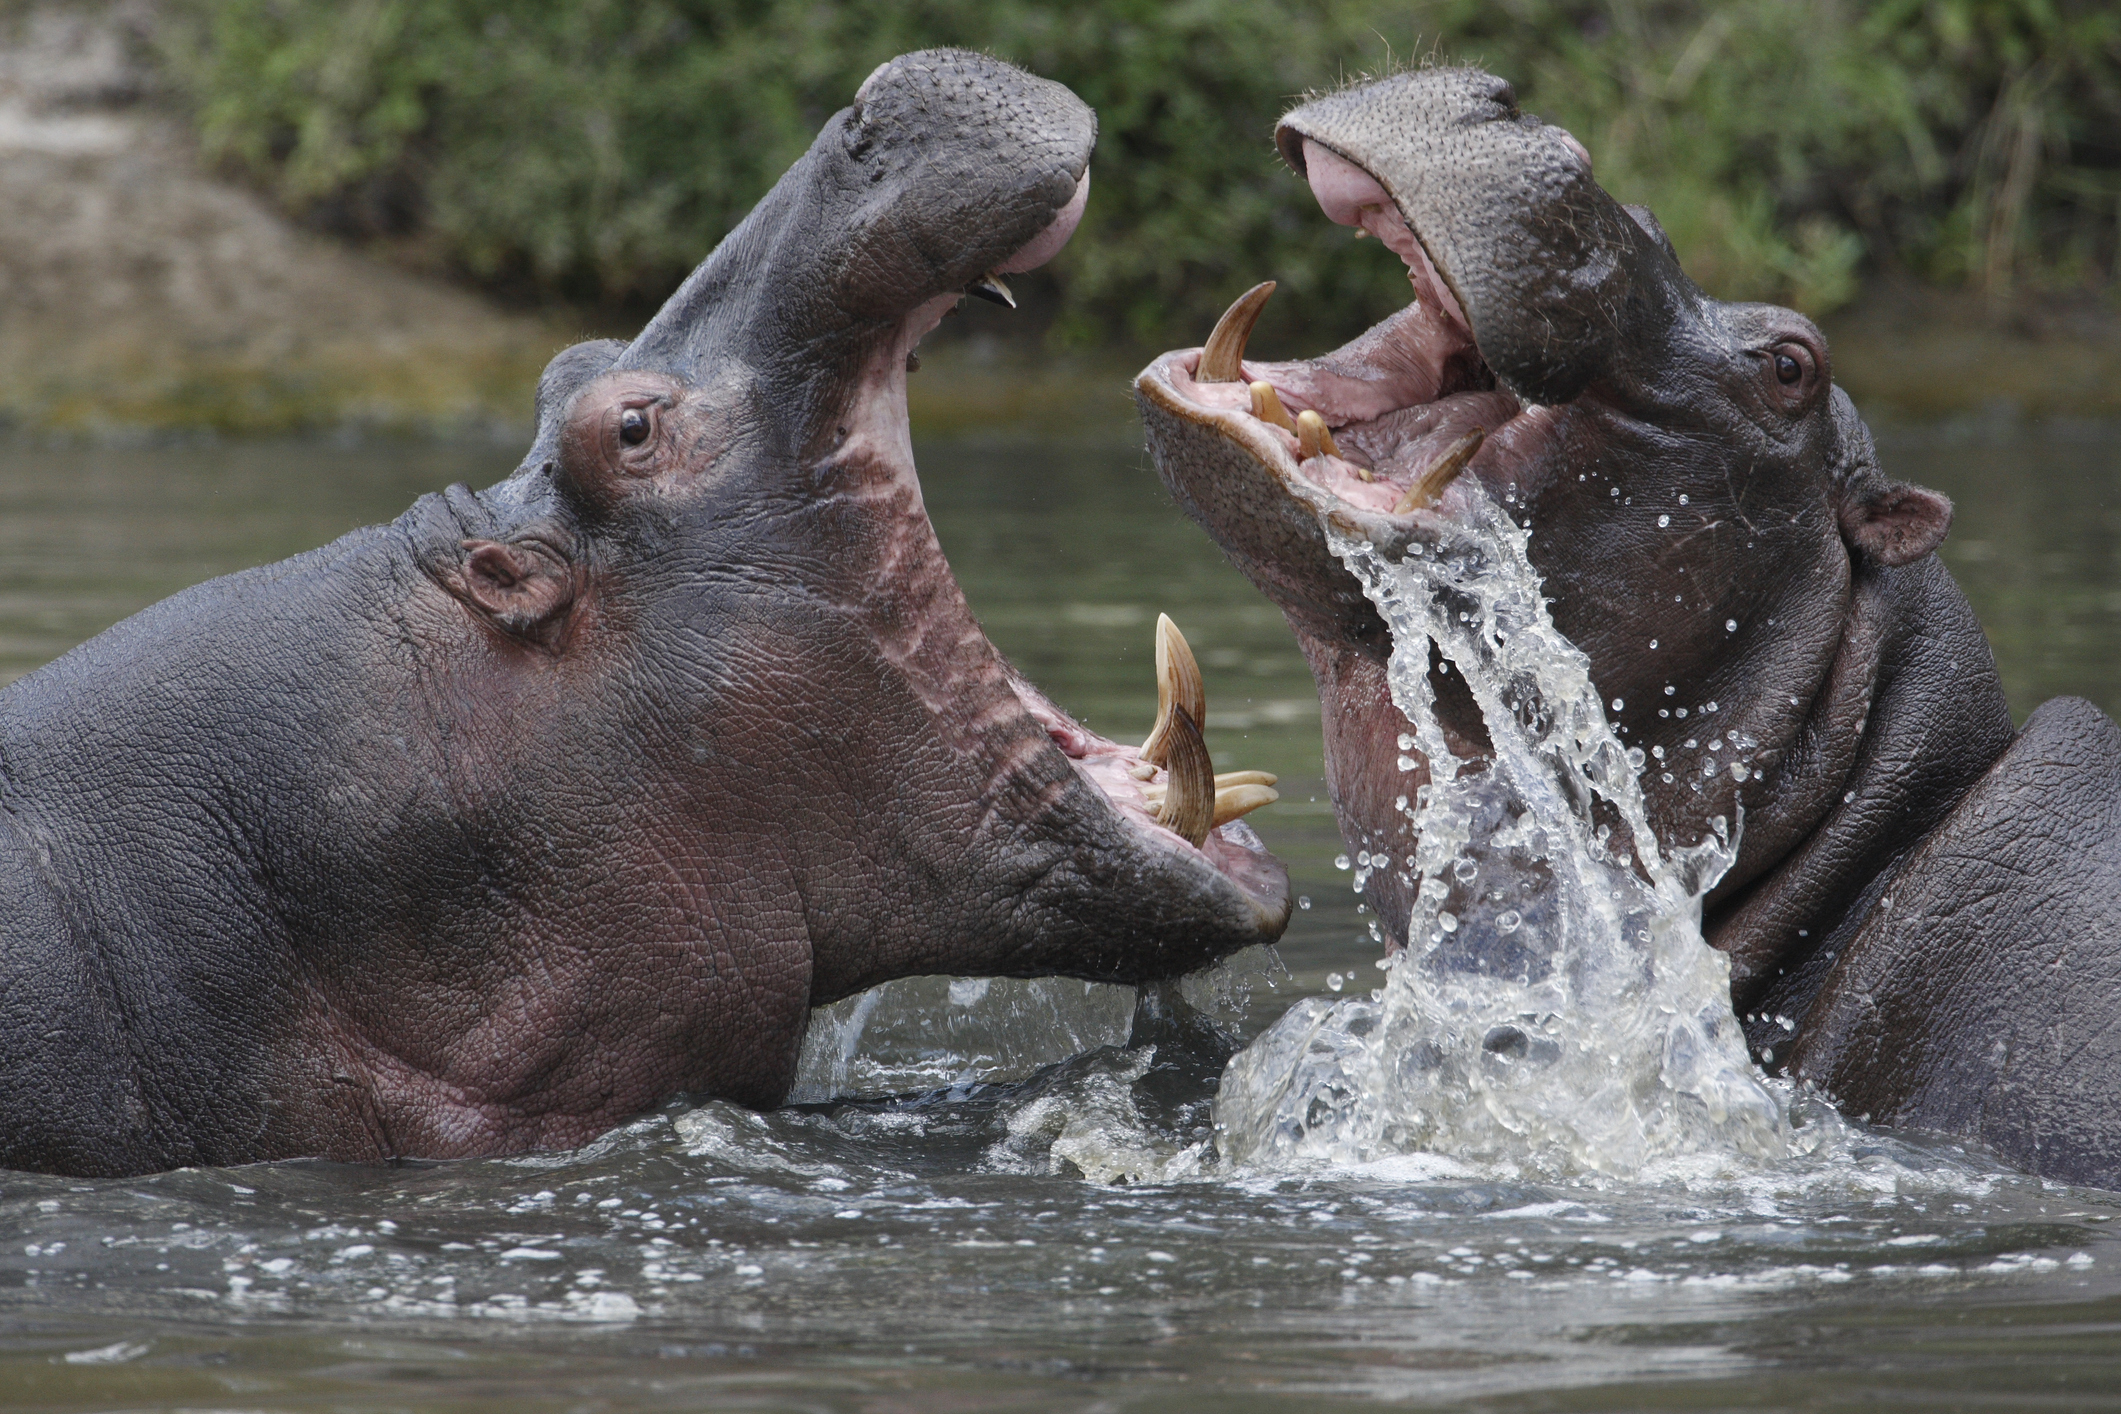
top-left (157, 0), bottom-right (2121, 351)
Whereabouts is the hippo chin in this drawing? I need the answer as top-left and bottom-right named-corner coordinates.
top-left (0, 50), bottom-right (1289, 1178)
top-left (1139, 66), bottom-right (2121, 1188)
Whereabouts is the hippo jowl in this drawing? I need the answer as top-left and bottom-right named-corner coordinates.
top-left (0, 51), bottom-right (1289, 1178)
top-left (1140, 66), bottom-right (2121, 1189)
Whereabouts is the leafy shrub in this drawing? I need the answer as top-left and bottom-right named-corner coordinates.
top-left (159, 0), bottom-right (2121, 348)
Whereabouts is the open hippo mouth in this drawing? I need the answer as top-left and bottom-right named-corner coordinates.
top-left (1134, 85), bottom-right (1598, 582)
top-left (874, 201), bottom-right (1289, 922)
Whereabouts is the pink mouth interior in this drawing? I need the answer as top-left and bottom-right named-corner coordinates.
top-left (1011, 676), bottom-right (1287, 903)
top-left (1161, 139), bottom-right (1551, 516)
top-left (866, 171), bottom-right (1285, 905)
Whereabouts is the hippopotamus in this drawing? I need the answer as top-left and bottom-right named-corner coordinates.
top-left (0, 50), bottom-right (1288, 1178)
top-left (1137, 66), bottom-right (2121, 1188)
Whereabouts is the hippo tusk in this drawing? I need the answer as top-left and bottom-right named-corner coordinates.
top-left (1141, 613), bottom-right (1206, 767)
top-left (1296, 409), bottom-right (1341, 462)
top-left (1394, 426), bottom-right (1485, 514)
top-left (1152, 706), bottom-right (1216, 846)
top-left (1198, 281), bottom-right (1276, 382)
top-left (967, 271), bottom-right (1016, 308)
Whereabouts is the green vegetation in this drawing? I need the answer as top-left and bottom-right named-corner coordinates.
top-left (160, 1), bottom-right (2121, 350)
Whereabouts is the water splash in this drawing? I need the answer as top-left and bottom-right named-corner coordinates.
top-left (1215, 493), bottom-right (1788, 1178)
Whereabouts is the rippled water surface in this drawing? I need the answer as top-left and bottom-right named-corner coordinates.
top-left (2, 419), bottom-right (2121, 1410)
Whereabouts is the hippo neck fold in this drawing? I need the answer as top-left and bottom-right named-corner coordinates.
top-left (1710, 552), bottom-right (2014, 1031)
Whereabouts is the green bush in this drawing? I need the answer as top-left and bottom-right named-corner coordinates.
top-left (158, 0), bottom-right (2121, 349)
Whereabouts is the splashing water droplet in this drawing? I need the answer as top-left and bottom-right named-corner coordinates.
top-left (1334, 854), bottom-right (1352, 871)
top-left (1215, 488), bottom-right (1785, 1178)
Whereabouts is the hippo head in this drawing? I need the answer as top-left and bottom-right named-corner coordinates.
top-left (1137, 67), bottom-right (1958, 955)
top-left (397, 52), bottom-right (1284, 1115)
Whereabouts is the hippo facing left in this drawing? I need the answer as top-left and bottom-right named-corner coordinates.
top-left (0, 51), bottom-right (1290, 1178)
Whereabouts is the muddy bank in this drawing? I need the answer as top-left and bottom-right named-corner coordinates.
top-left (0, 4), bottom-right (560, 437)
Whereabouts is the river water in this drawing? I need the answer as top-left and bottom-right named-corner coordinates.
top-left (2, 417), bottom-right (2120, 1410)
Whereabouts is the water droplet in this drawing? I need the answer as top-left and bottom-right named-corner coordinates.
top-left (1664, 685), bottom-right (1676, 696)
top-left (1453, 858), bottom-right (1478, 881)
top-left (1298, 895), bottom-right (1312, 910)
top-left (1725, 619), bottom-right (1737, 633)
top-left (1334, 853), bottom-right (1351, 871)
top-left (1626, 747), bottom-right (1646, 770)
top-left (1610, 698), bottom-right (1624, 711)
top-left (1678, 494), bottom-right (1688, 505)
top-left (1496, 910), bottom-right (1522, 933)
top-left (1437, 912), bottom-right (1458, 932)
top-left (1397, 733), bottom-right (1415, 752)
top-left (1658, 514), bottom-right (1671, 528)
top-left (1649, 638), bottom-right (1659, 649)
top-left (1326, 973), bottom-right (1345, 992)
top-left (1675, 706), bottom-right (1688, 718)
top-left (1397, 754), bottom-right (1418, 772)
top-left (1843, 791), bottom-right (1856, 804)
top-left (1705, 701), bottom-right (1719, 713)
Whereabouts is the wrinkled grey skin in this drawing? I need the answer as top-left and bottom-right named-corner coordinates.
top-left (0, 51), bottom-right (1288, 1178)
top-left (1138, 67), bottom-right (2121, 1187)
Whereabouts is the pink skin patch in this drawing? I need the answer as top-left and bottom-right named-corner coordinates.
top-left (1304, 141), bottom-right (1472, 337)
top-left (999, 170), bottom-right (1089, 274)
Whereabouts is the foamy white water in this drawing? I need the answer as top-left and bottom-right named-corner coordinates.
top-left (1214, 490), bottom-right (1792, 1178)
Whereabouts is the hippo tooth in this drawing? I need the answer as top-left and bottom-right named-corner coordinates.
top-left (1210, 783), bottom-right (1279, 827)
top-left (1393, 426), bottom-right (1486, 514)
top-left (1297, 410), bottom-right (1341, 462)
top-left (1143, 768), bottom-right (1280, 803)
top-left (1152, 706), bottom-right (1216, 847)
top-left (1213, 769), bottom-right (1278, 789)
top-left (1198, 281), bottom-right (1276, 382)
top-left (1142, 776), bottom-right (1281, 828)
top-left (1249, 381), bottom-right (1298, 433)
top-left (967, 271), bottom-right (1016, 308)
top-left (1141, 613), bottom-right (1206, 767)
top-left (1129, 762), bottom-right (1159, 781)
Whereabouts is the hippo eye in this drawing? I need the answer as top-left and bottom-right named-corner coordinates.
top-left (619, 407), bottom-right (651, 445)
top-left (1775, 352), bottom-right (1802, 386)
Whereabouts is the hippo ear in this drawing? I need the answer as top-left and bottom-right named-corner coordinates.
top-left (455, 536), bottom-right (577, 647)
top-left (1838, 480), bottom-right (1952, 568)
